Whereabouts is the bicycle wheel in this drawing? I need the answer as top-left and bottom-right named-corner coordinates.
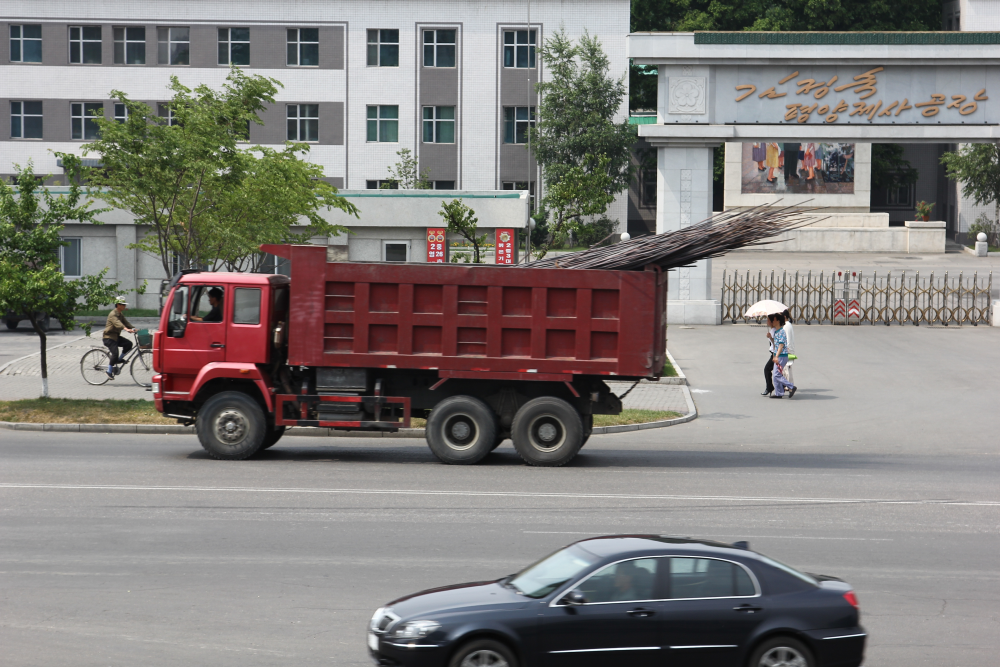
top-left (130, 349), bottom-right (154, 387)
top-left (81, 348), bottom-right (112, 386)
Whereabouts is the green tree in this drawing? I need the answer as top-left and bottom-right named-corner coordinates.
top-left (439, 199), bottom-right (486, 263)
top-left (529, 30), bottom-right (636, 255)
top-left (383, 148), bottom-right (432, 190)
top-left (0, 158), bottom-right (130, 397)
top-left (85, 68), bottom-right (356, 276)
top-left (871, 144), bottom-right (918, 193)
top-left (941, 144), bottom-right (1000, 235)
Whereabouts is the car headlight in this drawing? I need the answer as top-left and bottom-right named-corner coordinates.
top-left (389, 620), bottom-right (441, 639)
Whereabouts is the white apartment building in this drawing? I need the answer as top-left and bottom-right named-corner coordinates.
top-left (1, 0), bottom-right (629, 197)
top-left (1, 0), bottom-right (629, 310)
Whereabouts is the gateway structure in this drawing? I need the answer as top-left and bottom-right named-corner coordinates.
top-left (629, 31), bottom-right (1000, 324)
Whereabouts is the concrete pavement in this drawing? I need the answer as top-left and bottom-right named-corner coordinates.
top-left (0, 324), bottom-right (997, 666)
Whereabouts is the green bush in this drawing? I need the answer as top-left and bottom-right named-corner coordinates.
top-left (575, 217), bottom-right (618, 247)
top-left (968, 214), bottom-right (1000, 247)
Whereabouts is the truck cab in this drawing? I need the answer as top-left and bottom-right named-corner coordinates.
top-left (152, 272), bottom-right (289, 427)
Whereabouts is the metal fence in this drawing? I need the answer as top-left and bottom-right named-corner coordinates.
top-left (721, 269), bottom-right (994, 325)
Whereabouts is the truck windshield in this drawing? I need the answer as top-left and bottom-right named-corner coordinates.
top-left (507, 545), bottom-right (599, 598)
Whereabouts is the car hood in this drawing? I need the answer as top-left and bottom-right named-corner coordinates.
top-left (387, 580), bottom-right (530, 619)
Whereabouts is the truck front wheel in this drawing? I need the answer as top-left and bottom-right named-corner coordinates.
top-left (511, 397), bottom-right (584, 467)
top-left (425, 395), bottom-right (498, 465)
top-left (196, 391), bottom-right (266, 460)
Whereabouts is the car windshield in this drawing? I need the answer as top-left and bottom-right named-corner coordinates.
top-left (508, 545), bottom-right (599, 599)
top-left (756, 554), bottom-right (819, 586)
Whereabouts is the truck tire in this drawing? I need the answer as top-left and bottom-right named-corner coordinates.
top-left (425, 395), bottom-right (498, 465)
top-left (581, 414), bottom-right (594, 447)
top-left (511, 397), bottom-right (584, 467)
top-left (259, 425), bottom-right (286, 450)
top-left (196, 391), bottom-right (266, 460)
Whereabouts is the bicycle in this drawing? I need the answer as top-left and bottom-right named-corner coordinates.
top-left (80, 330), bottom-right (155, 387)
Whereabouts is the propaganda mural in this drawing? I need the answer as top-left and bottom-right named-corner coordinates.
top-left (741, 142), bottom-right (855, 194)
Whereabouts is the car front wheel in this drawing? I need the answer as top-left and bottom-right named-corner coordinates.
top-left (748, 636), bottom-right (814, 667)
top-left (449, 639), bottom-right (518, 667)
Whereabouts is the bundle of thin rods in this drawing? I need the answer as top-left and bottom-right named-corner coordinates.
top-left (527, 203), bottom-right (823, 271)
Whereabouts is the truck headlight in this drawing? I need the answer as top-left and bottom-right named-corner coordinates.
top-left (389, 620), bottom-right (440, 639)
top-left (151, 382), bottom-right (160, 394)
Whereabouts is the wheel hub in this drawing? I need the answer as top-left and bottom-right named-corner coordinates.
top-left (442, 414), bottom-right (478, 450)
top-left (759, 646), bottom-right (807, 667)
top-left (215, 409), bottom-right (248, 445)
top-left (537, 423), bottom-right (557, 442)
top-left (528, 415), bottom-right (565, 452)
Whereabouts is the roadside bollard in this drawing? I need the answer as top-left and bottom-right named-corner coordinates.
top-left (975, 232), bottom-right (988, 257)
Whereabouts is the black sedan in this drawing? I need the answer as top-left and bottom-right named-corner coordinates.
top-left (368, 535), bottom-right (865, 667)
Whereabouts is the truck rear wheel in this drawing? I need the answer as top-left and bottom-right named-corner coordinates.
top-left (511, 397), bottom-right (584, 467)
top-left (196, 391), bottom-right (266, 460)
top-left (426, 395), bottom-right (498, 465)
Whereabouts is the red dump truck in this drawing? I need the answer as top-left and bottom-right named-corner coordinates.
top-left (151, 243), bottom-right (667, 466)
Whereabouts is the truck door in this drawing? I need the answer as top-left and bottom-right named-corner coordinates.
top-left (163, 284), bottom-right (227, 376)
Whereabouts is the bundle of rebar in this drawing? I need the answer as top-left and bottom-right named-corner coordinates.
top-left (527, 203), bottom-right (822, 271)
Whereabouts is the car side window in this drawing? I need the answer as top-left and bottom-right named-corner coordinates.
top-left (189, 285), bottom-right (225, 323)
top-left (668, 558), bottom-right (756, 599)
top-left (578, 558), bottom-right (659, 603)
top-left (232, 288), bottom-right (261, 324)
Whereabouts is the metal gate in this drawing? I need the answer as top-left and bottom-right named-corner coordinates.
top-left (721, 270), bottom-right (993, 325)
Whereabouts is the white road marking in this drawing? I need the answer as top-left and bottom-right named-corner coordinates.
top-left (0, 483), bottom-right (997, 507)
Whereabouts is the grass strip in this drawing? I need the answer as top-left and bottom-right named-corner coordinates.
top-left (0, 398), bottom-right (174, 425)
top-left (661, 356), bottom-right (678, 377)
top-left (0, 401), bottom-right (682, 429)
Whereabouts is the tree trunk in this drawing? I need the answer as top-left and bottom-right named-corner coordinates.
top-left (28, 313), bottom-right (49, 399)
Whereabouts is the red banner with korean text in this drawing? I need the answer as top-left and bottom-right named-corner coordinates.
top-left (495, 228), bottom-right (516, 265)
top-left (426, 228), bottom-right (447, 263)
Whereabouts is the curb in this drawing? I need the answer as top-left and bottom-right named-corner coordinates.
top-left (0, 352), bottom-right (698, 436)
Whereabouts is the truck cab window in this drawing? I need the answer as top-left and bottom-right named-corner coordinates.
top-left (189, 285), bottom-right (225, 323)
top-left (233, 288), bottom-right (261, 324)
top-left (167, 285), bottom-right (189, 337)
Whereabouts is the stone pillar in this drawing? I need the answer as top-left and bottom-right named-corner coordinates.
top-left (654, 141), bottom-right (721, 325)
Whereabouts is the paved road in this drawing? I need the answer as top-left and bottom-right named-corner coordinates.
top-left (1, 325), bottom-right (998, 666)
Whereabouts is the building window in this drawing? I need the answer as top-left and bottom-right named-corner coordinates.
top-left (10, 25), bottom-right (42, 63)
top-left (367, 29), bottom-right (398, 67)
top-left (10, 101), bottom-right (43, 139)
top-left (382, 240), bottom-right (410, 262)
top-left (422, 106), bottom-right (455, 143)
top-left (503, 106), bottom-right (535, 144)
top-left (71, 103), bottom-right (104, 140)
top-left (60, 238), bottom-right (82, 277)
top-left (69, 26), bottom-right (102, 64)
top-left (157, 103), bottom-right (178, 126)
top-left (219, 28), bottom-right (249, 66)
top-left (287, 104), bottom-right (318, 142)
top-left (641, 167), bottom-right (657, 207)
top-left (366, 180), bottom-right (398, 189)
top-left (423, 29), bottom-right (456, 68)
top-left (367, 105), bottom-right (398, 142)
top-left (503, 30), bottom-right (536, 68)
top-left (113, 27), bottom-right (145, 64)
top-left (433, 181), bottom-right (456, 190)
top-left (158, 27), bottom-right (189, 65)
top-left (287, 28), bottom-right (318, 67)
top-left (114, 103), bottom-right (128, 123)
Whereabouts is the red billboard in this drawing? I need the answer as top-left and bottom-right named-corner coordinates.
top-left (495, 228), bottom-right (516, 265)
top-left (426, 228), bottom-right (447, 263)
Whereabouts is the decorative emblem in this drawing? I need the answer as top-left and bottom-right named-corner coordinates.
top-left (668, 77), bottom-right (707, 114)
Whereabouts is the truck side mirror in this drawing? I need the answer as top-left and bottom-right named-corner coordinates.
top-left (167, 286), bottom-right (189, 338)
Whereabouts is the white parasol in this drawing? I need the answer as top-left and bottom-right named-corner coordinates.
top-left (743, 299), bottom-right (788, 318)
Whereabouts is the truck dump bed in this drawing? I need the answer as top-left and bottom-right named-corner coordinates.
top-left (265, 244), bottom-right (667, 381)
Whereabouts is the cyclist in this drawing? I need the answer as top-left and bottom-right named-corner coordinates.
top-left (103, 297), bottom-right (137, 380)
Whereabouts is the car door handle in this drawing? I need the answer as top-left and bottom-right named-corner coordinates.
top-left (733, 605), bottom-right (763, 613)
top-left (626, 608), bottom-right (656, 617)
top-left (210, 343), bottom-right (225, 348)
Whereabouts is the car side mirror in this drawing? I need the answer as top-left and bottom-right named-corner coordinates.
top-left (562, 590), bottom-right (587, 606)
